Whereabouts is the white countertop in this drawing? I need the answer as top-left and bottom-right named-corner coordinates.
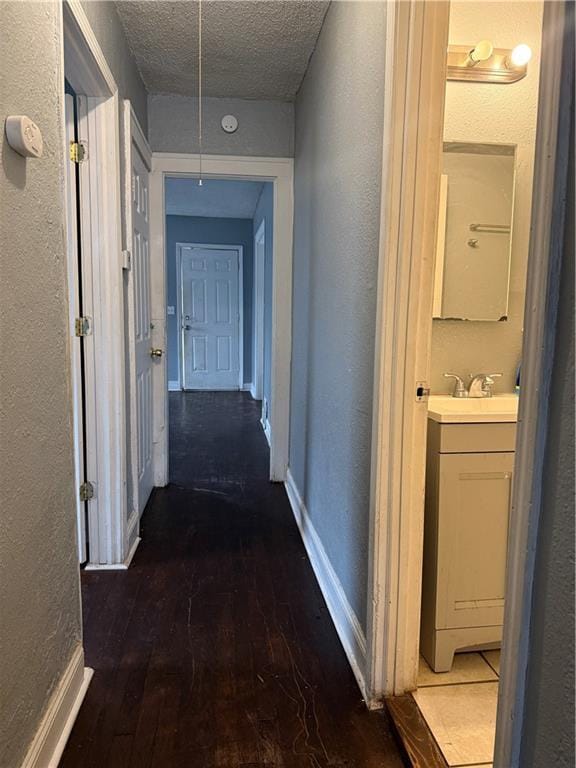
top-left (428, 394), bottom-right (519, 424)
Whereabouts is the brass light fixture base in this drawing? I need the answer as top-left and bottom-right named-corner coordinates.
top-left (447, 45), bottom-right (528, 84)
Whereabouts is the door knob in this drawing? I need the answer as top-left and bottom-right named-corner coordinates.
top-left (183, 324), bottom-right (191, 331)
top-left (150, 348), bottom-right (163, 358)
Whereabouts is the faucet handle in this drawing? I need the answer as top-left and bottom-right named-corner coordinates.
top-left (444, 372), bottom-right (467, 398)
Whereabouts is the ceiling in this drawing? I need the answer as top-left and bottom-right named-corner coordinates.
top-left (116, 1), bottom-right (330, 101)
top-left (165, 178), bottom-right (265, 218)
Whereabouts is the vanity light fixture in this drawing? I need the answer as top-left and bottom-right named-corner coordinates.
top-left (447, 41), bottom-right (531, 84)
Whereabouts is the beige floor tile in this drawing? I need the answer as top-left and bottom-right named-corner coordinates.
top-left (481, 650), bottom-right (501, 675)
top-left (418, 653), bottom-right (498, 687)
top-left (413, 682), bottom-right (498, 766)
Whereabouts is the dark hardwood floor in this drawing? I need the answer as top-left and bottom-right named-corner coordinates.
top-left (60, 392), bottom-right (405, 767)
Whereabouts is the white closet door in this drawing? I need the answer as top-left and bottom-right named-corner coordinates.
top-left (132, 144), bottom-right (154, 514)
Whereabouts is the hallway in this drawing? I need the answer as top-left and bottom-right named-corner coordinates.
top-left (60, 392), bottom-right (405, 767)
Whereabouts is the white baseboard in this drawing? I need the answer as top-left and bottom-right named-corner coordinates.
top-left (21, 645), bottom-right (93, 768)
top-left (241, 383), bottom-right (253, 392)
top-left (261, 417), bottom-right (271, 446)
top-left (249, 382), bottom-right (260, 400)
top-left (84, 536), bottom-right (141, 571)
top-left (284, 469), bottom-right (368, 702)
top-left (168, 380), bottom-right (180, 391)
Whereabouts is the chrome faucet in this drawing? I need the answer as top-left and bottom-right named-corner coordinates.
top-left (467, 373), bottom-right (502, 398)
top-left (444, 373), bottom-right (468, 398)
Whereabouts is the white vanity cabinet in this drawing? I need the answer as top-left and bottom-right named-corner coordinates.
top-left (420, 415), bottom-right (516, 673)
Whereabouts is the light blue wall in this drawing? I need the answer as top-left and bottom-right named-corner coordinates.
top-left (289, 1), bottom-right (387, 630)
top-left (166, 216), bottom-right (254, 386)
top-left (252, 184), bottom-right (274, 415)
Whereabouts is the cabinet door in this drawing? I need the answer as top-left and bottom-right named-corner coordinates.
top-left (437, 452), bottom-right (513, 630)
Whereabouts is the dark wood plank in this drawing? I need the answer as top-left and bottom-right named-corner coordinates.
top-left (61, 392), bottom-right (406, 767)
top-left (385, 694), bottom-right (447, 768)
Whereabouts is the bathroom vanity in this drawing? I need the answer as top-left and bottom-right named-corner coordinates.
top-left (420, 395), bottom-right (518, 673)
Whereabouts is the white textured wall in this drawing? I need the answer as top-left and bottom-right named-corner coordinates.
top-left (289, 0), bottom-right (387, 630)
top-left (149, 94), bottom-right (294, 157)
top-left (432, 2), bottom-right (543, 393)
top-left (0, 3), bottom-right (82, 766)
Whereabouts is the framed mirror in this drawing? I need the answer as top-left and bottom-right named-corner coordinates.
top-left (433, 141), bottom-right (516, 321)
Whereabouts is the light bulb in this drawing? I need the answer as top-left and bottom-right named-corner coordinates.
top-left (510, 44), bottom-right (532, 67)
top-left (470, 39), bottom-right (494, 63)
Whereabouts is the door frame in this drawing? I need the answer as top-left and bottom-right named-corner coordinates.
top-left (176, 242), bottom-right (244, 391)
top-left (60, 0), bottom-right (130, 568)
top-left (252, 220), bottom-right (266, 401)
top-left (367, 3), bottom-right (572, 768)
top-left (150, 154), bottom-right (294, 483)
top-left (121, 100), bottom-right (152, 556)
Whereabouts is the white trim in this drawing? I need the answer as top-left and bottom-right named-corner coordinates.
top-left (62, 0), bottom-right (115, 96)
top-left (261, 417), bottom-right (271, 446)
top-left (62, 1), bottom-right (128, 567)
top-left (494, 4), bottom-right (572, 766)
top-left (84, 534), bottom-right (141, 571)
top-left (168, 380), bottom-right (181, 392)
top-left (253, 219), bottom-right (266, 401)
top-left (241, 383), bottom-right (253, 393)
top-left (285, 470), bottom-right (368, 702)
top-left (150, 154), bottom-right (294, 483)
top-left (20, 645), bottom-right (93, 768)
top-left (176, 242), bottom-right (244, 390)
top-left (367, 0), bottom-right (449, 701)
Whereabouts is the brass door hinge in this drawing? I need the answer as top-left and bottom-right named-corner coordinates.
top-left (79, 481), bottom-right (95, 502)
top-left (75, 317), bottom-right (91, 337)
top-left (69, 141), bottom-right (87, 163)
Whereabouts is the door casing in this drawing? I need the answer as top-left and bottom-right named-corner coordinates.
top-left (150, 155), bottom-right (294, 484)
top-left (176, 243), bottom-right (244, 391)
top-left (252, 220), bottom-right (266, 402)
top-left (62, 0), bottom-right (130, 568)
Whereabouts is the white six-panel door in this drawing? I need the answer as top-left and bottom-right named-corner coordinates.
top-left (131, 144), bottom-right (154, 514)
top-left (180, 246), bottom-right (241, 390)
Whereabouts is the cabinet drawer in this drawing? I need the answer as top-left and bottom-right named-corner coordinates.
top-left (428, 420), bottom-right (517, 453)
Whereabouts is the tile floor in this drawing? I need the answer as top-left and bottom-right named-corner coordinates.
top-left (413, 651), bottom-right (501, 767)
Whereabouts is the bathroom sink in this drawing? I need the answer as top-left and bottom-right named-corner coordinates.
top-left (427, 394), bottom-right (519, 424)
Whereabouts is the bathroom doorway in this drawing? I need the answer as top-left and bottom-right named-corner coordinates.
top-left (366, 1), bottom-right (572, 766)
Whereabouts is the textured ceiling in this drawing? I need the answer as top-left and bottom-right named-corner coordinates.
top-left (165, 178), bottom-right (265, 218)
top-left (116, 1), bottom-right (330, 100)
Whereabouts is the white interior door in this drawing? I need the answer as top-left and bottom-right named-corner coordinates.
top-left (180, 246), bottom-right (240, 390)
top-left (131, 143), bottom-right (154, 514)
top-left (64, 92), bottom-right (86, 562)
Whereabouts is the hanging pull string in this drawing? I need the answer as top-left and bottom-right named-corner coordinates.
top-left (198, 0), bottom-right (203, 186)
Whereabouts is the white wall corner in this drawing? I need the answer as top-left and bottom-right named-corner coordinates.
top-left (241, 383), bottom-right (253, 393)
top-left (284, 469), bottom-right (369, 704)
top-left (21, 644), bottom-right (93, 768)
top-left (168, 380), bottom-right (181, 392)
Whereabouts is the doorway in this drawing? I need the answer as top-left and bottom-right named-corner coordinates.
top-left (150, 155), bottom-right (294, 483)
top-left (63, 1), bottom-right (129, 568)
top-left (367, 1), bottom-right (572, 767)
